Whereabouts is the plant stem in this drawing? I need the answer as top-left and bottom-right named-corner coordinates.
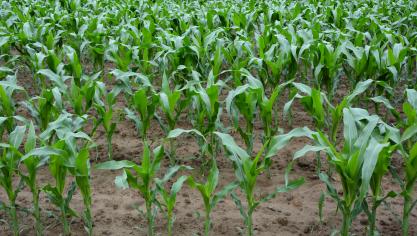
top-left (33, 190), bottom-right (43, 236)
top-left (341, 210), bottom-right (351, 236)
top-left (84, 207), bottom-right (93, 236)
top-left (204, 210), bottom-right (211, 236)
top-left (167, 212), bottom-right (173, 236)
top-left (246, 211), bottom-right (253, 236)
top-left (402, 195), bottom-right (411, 236)
top-left (315, 152), bottom-right (321, 175)
top-left (368, 203), bottom-right (377, 236)
top-left (146, 201), bottom-right (154, 236)
top-left (60, 204), bottom-right (70, 235)
top-left (107, 136), bottom-right (113, 160)
top-left (246, 193), bottom-right (255, 236)
top-left (9, 203), bottom-right (19, 236)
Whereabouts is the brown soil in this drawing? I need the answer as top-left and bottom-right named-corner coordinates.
top-left (0, 71), bottom-right (416, 236)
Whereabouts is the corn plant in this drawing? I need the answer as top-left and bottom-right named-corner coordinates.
top-left (21, 87), bottom-right (62, 131)
top-left (39, 143), bottom-right (94, 236)
top-left (19, 122), bottom-right (58, 236)
top-left (294, 108), bottom-right (392, 236)
top-left (0, 124), bottom-right (29, 235)
top-left (0, 75), bottom-right (25, 134)
top-left (258, 81), bottom-right (292, 141)
top-left (66, 74), bottom-right (100, 116)
top-left (38, 113), bottom-right (92, 235)
top-left (157, 74), bottom-right (191, 163)
top-left (397, 90), bottom-right (417, 235)
top-left (379, 89), bottom-right (417, 235)
top-left (73, 148), bottom-right (94, 236)
top-left (167, 127), bottom-right (239, 235)
top-left (284, 80), bottom-right (374, 174)
top-left (125, 87), bottom-right (159, 141)
top-left (312, 42), bottom-right (344, 97)
top-left (285, 80), bottom-right (374, 141)
top-left (106, 39), bottom-right (134, 72)
top-left (155, 166), bottom-right (191, 236)
top-left (41, 140), bottom-right (78, 235)
top-left (188, 162), bottom-right (238, 236)
top-left (187, 74), bottom-right (225, 162)
top-left (225, 78), bottom-right (260, 155)
top-left (63, 46), bottom-right (83, 87)
top-left (363, 142), bottom-right (397, 236)
top-left (95, 87), bottom-right (119, 160)
top-left (96, 144), bottom-right (164, 236)
top-left (215, 131), bottom-right (304, 236)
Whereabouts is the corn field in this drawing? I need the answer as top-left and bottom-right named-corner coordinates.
top-left (1, 0), bottom-right (417, 235)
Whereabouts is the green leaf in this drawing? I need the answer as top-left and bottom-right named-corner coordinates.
top-left (0, 117), bottom-right (7, 126)
top-left (21, 147), bottom-right (63, 161)
top-left (214, 132), bottom-right (250, 159)
top-left (95, 160), bottom-right (136, 170)
top-left (401, 124), bottom-right (417, 142)
top-left (167, 128), bottom-right (206, 142)
top-left (115, 171), bottom-right (129, 189)
top-left (293, 145), bottom-right (327, 160)
top-left (406, 89), bottom-right (417, 109)
top-left (370, 96), bottom-right (394, 110)
top-left (359, 139), bottom-right (389, 200)
top-left (343, 108), bottom-right (358, 153)
top-left (75, 149), bottom-right (90, 176)
top-left (0, 80), bottom-right (24, 91)
top-left (346, 79), bottom-right (373, 103)
top-left (266, 127), bottom-right (314, 158)
top-left (24, 122), bottom-right (36, 153)
top-left (9, 125), bottom-right (26, 148)
top-left (212, 181), bottom-right (239, 208)
top-left (225, 84), bottom-right (250, 114)
top-left (171, 175), bottom-right (188, 196)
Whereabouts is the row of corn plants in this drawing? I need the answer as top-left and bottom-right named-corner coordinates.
top-left (1, 0), bottom-right (417, 235)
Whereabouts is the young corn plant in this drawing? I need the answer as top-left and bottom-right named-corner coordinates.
top-left (381, 89), bottom-right (417, 235)
top-left (40, 140), bottom-right (79, 236)
top-left (0, 75), bottom-right (25, 134)
top-left (284, 80), bottom-right (374, 174)
top-left (19, 122), bottom-right (59, 236)
top-left (66, 73), bottom-right (100, 116)
top-left (258, 80), bottom-right (292, 142)
top-left (63, 45), bottom-right (83, 87)
top-left (188, 162), bottom-right (238, 236)
top-left (363, 141), bottom-right (397, 236)
top-left (226, 83), bottom-right (259, 155)
top-left (72, 148), bottom-right (94, 236)
top-left (398, 92), bottom-right (417, 236)
top-left (21, 87), bottom-right (62, 131)
top-left (125, 87), bottom-right (159, 141)
top-left (155, 166), bottom-right (191, 236)
top-left (215, 131), bottom-right (305, 236)
top-left (166, 127), bottom-right (239, 235)
top-left (95, 88), bottom-right (119, 160)
top-left (294, 108), bottom-right (390, 236)
top-left (0, 124), bottom-right (29, 236)
top-left (187, 74), bottom-right (224, 162)
top-left (96, 144), bottom-right (165, 236)
top-left (157, 74), bottom-right (190, 163)
top-left (284, 79), bottom-right (374, 142)
top-left (39, 113), bottom-right (92, 235)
